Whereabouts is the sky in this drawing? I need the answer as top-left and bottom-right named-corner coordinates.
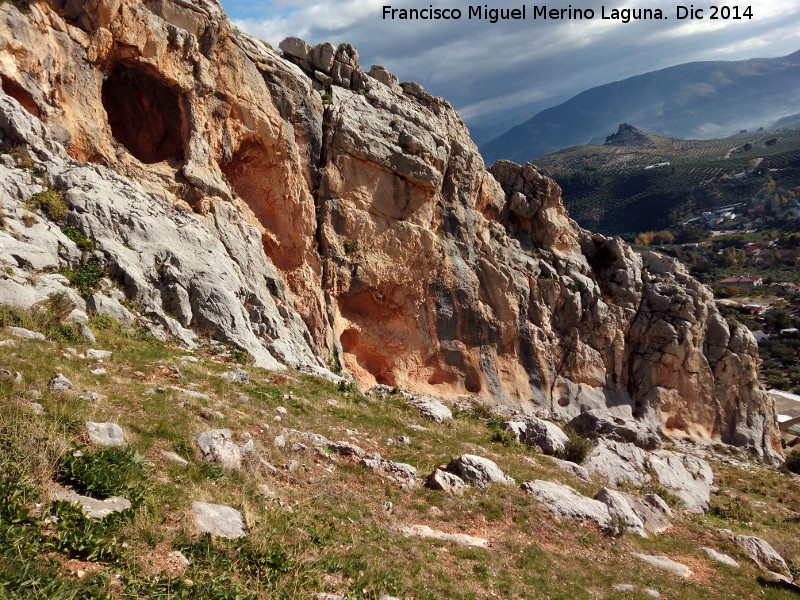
top-left (222, 0), bottom-right (800, 136)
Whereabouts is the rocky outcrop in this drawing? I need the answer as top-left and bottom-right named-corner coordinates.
top-left (0, 0), bottom-right (780, 457)
top-left (521, 480), bottom-right (613, 531)
top-left (583, 439), bottom-right (713, 513)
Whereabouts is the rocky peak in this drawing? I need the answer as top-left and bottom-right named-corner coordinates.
top-left (0, 0), bottom-right (782, 459)
top-left (604, 123), bottom-right (657, 146)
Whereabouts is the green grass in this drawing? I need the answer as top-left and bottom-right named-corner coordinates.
top-left (0, 306), bottom-right (798, 599)
top-left (0, 297), bottom-right (83, 344)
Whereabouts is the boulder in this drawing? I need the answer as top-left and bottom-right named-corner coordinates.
top-left (424, 468), bottom-right (466, 494)
top-left (327, 441), bottom-right (365, 458)
top-left (87, 293), bottom-right (136, 326)
top-left (191, 501), bottom-right (247, 539)
top-left (549, 456), bottom-right (591, 481)
top-left (161, 450), bottom-right (189, 467)
top-left (702, 547), bottom-right (739, 568)
top-left (285, 429), bottom-right (333, 447)
top-left (596, 487), bottom-right (647, 537)
top-left (644, 493), bottom-right (674, 518)
top-left (367, 65), bottom-right (401, 93)
top-left (310, 42), bottom-right (336, 74)
top-left (193, 429), bottom-right (242, 470)
top-left (583, 439), bottom-right (650, 487)
top-left (76, 323), bottom-right (96, 343)
top-left (48, 373), bottom-right (73, 391)
top-left (625, 493), bottom-right (672, 534)
top-left (568, 410), bottom-right (661, 450)
top-left (646, 450), bottom-right (712, 513)
top-left (524, 417), bottom-right (569, 454)
top-left (222, 368), bottom-right (249, 384)
top-left (410, 397), bottom-right (452, 423)
top-left (500, 420), bottom-right (527, 443)
top-left (447, 454), bottom-right (514, 489)
top-left (521, 480), bottom-right (611, 530)
top-left (632, 554), bottom-right (692, 578)
top-left (51, 489), bottom-right (131, 519)
top-left (6, 326), bottom-right (45, 340)
top-left (278, 37), bottom-right (311, 62)
top-left (85, 421), bottom-right (126, 447)
top-left (735, 535), bottom-right (791, 577)
top-left (361, 456), bottom-right (417, 480)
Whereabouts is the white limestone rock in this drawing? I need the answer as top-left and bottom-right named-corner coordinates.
top-left (447, 454), bottom-right (514, 489)
top-left (192, 501), bottom-right (247, 539)
top-left (85, 421), bottom-right (126, 447)
top-left (521, 480), bottom-right (611, 530)
top-left (410, 396), bottom-right (452, 423)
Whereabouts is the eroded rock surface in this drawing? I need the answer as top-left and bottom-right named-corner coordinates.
top-left (0, 0), bottom-right (781, 458)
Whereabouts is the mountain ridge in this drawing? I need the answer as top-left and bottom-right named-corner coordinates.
top-left (480, 51), bottom-right (800, 164)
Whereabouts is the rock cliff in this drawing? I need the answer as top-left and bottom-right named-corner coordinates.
top-left (0, 0), bottom-right (781, 457)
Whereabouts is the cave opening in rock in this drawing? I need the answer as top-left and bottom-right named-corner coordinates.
top-left (102, 63), bottom-right (185, 164)
top-left (0, 74), bottom-right (40, 118)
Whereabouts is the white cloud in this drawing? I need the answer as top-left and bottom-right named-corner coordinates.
top-left (227, 0), bottom-right (800, 130)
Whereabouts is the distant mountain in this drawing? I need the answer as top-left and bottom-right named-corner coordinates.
top-left (774, 113), bottom-right (800, 129)
top-left (480, 50), bottom-right (800, 165)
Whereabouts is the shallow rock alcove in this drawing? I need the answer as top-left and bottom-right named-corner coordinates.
top-left (101, 62), bottom-right (185, 164)
top-left (0, 74), bottom-right (40, 118)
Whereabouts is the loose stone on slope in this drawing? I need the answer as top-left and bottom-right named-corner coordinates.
top-left (191, 501), bottom-right (247, 539)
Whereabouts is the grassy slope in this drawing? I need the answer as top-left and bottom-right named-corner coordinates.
top-left (0, 316), bottom-right (798, 599)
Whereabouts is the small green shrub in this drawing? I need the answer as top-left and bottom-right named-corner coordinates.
top-left (122, 575), bottom-right (252, 600)
top-left (27, 189), bottom-right (67, 222)
top-left (56, 445), bottom-right (144, 499)
top-left (200, 463), bottom-right (227, 482)
top-left (456, 403), bottom-right (494, 421)
top-left (60, 225), bottom-right (96, 252)
top-left (708, 495), bottom-right (754, 522)
top-left (4, 145), bottom-right (33, 167)
top-left (226, 347), bottom-right (251, 364)
top-left (42, 291), bottom-right (75, 323)
top-left (329, 352), bottom-right (343, 375)
top-left (320, 92), bottom-right (333, 106)
top-left (337, 380), bottom-right (357, 394)
top-left (44, 501), bottom-right (122, 562)
top-left (554, 429), bottom-right (594, 464)
top-left (785, 448), bottom-right (800, 474)
top-left (343, 239), bottom-right (359, 254)
top-left (60, 257), bottom-right (104, 295)
top-left (490, 428), bottom-right (518, 447)
top-left (642, 485), bottom-right (684, 509)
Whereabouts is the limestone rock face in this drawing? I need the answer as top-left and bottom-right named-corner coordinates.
top-left (0, 0), bottom-right (780, 457)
